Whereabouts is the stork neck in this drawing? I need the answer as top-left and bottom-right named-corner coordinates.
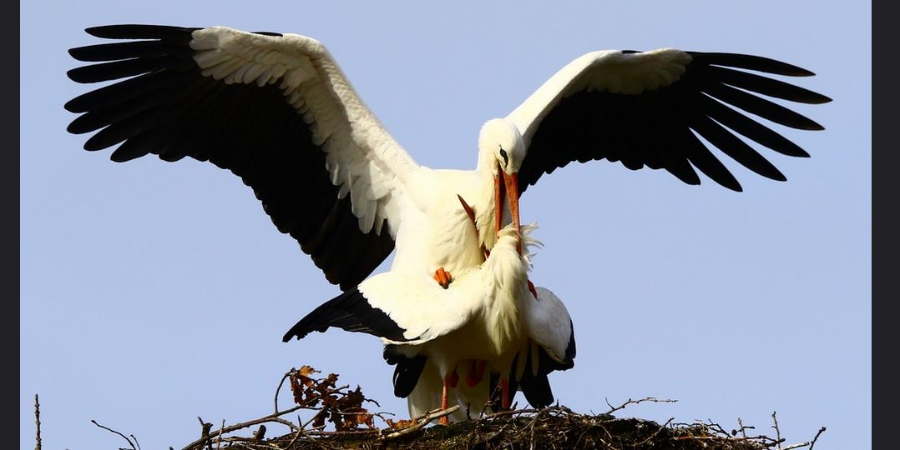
top-left (475, 140), bottom-right (498, 176)
top-left (476, 175), bottom-right (498, 252)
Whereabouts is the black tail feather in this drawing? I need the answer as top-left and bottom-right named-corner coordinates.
top-left (384, 345), bottom-right (427, 398)
top-left (282, 288), bottom-right (409, 342)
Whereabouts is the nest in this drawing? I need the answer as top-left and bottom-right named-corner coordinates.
top-left (65, 365), bottom-right (826, 450)
top-left (216, 407), bottom-right (821, 450)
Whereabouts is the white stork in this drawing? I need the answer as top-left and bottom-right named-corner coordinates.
top-left (65, 24), bottom-right (831, 293)
top-left (414, 285), bottom-right (577, 421)
top-left (283, 224), bottom-right (576, 424)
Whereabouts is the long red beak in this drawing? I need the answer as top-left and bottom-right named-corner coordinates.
top-left (495, 169), bottom-right (521, 253)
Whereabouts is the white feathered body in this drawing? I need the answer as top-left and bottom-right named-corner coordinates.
top-left (361, 225), bottom-right (533, 370)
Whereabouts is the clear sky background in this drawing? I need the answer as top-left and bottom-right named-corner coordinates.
top-left (20, 2), bottom-right (870, 449)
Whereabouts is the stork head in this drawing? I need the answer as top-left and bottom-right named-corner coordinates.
top-left (478, 118), bottom-right (525, 250)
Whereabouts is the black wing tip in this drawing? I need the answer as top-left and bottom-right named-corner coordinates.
top-left (252, 31), bottom-right (284, 37)
top-left (780, 118), bottom-right (827, 132)
top-left (695, 176), bottom-right (742, 192)
top-left (779, 65), bottom-right (816, 78)
top-left (81, 24), bottom-right (282, 42)
top-left (805, 93), bottom-right (833, 105)
top-left (63, 117), bottom-right (84, 133)
top-left (282, 323), bottom-right (321, 342)
top-left (803, 122), bottom-right (827, 131)
top-left (84, 24), bottom-right (197, 39)
top-left (771, 172), bottom-right (788, 182)
top-left (282, 291), bottom-right (354, 343)
top-left (63, 94), bottom-right (94, 114)
top-left (110, 148), bottom-right (142, 162)
top-left (84, 24), bottom-right (140, 37)
top-left (689, 51), bottom-right (820, 77)
top-left (281, 329), bottom-right (305, 342)
top-left (706, 170), bottom-right (743, 192)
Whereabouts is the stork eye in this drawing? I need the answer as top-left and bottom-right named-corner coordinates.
top-left (499, 148), bottom-right (509, 166)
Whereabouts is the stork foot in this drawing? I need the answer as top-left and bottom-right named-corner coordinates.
top-left (434, 267), bottom-right (453, 289)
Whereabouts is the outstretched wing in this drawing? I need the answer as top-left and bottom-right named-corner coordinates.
top-left (65, 24), bottom-right (423, 289)
top-left (508, 49), bottom-right (832, 193)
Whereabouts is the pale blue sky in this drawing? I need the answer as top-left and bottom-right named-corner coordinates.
top-left (20, 2), bottom-right (870, 449)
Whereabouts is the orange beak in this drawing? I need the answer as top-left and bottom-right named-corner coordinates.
top-left (494, 167), bottom-right (521, 253)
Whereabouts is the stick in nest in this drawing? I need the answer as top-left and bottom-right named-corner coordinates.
top-left (381, 405), bottom-right (461, 440)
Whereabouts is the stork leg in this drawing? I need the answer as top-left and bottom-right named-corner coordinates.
top-left (433, 267), bottom-right (453, 289)
top-left (500, 378), bottom-right (511, 410)
top-left (440, 369), bottom-right (460, 425)
top-left (465, 360), bottom-right (487, 387)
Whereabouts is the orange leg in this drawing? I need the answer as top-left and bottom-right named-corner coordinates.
top-left (440, 383), bottom-right (450, 425)
top-left (440, 370), bottom-right (460, 425)
top-left (500, 378), bottom-right (511, 410)
top-left (434, 267), bottom-right (453, 289)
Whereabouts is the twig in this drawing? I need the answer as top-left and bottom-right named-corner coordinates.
top-left (298, 411), bottom-right (320, 431)
top-left (780, 426), bottom-right (827, 450)
top-left (273, 369), bottom-right (295, 414)
top-left (284, 418), bottom-right (308, 449)
top-left (253, 425), bottom-right (267, 441)
top-left (302, 428), bottom-right (381, 437)
top-left (34, 394), bottom-right (41, 450)
top-left (603, 396), bottom-right (677, 415)
top-left (809, 426), bottom-right (827, 450)
top-left (737, 417), bottom-right (750, 439)
top-left (275, 369), bottom-right (294, 412)
top-left (182, 406), bottom-right (309, 450)
top-left (635, 417), bottom-right (674, 446)
top-left (772, 411), bottom-right (783, 449)
top-left (216, 419), bottom-right (225, 450)
top-left (130, 434), bottom-right (142, 450)
top-left (525, 408), bottom-right (542, 448)
top-left (381, 405), bottom-right (461, 440)
top-left (195, 417), bottom-right (213, 450)
top-left (484, 407), bottom-right (542, 419)
top-left (91, 420), bottom-right (138, 450)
